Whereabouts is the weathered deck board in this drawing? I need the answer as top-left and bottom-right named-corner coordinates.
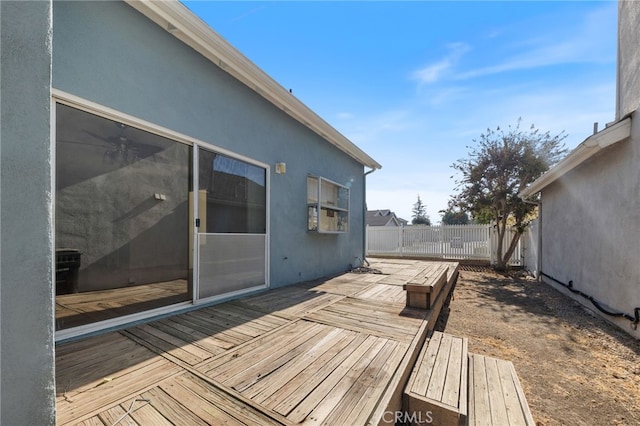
top-left (405, 331), bottom-right (468, 426)
top-left (325, 339), bottom-right (408, 426)
top-left (56, 336), bottom-right (182, 425)
top-left (304, 297), bottom-right (426, 343)
top-left (297, 337), bottom-right (390, 424)
top-left (55, 280), bottom-right (189, 329)
top-left (137, 387), bottom-right (212, 426)
top-left (237, 287), bottom-right (345, 319)
top-left (284, 335), bottom-right (383, 422)
top-left (299, 277), bottom-right (375, 294)
top-left (216, 323), bottom-right (329, 387)
top-left (370, 261), bottom-right (460, 424)
top-left (197, 320), bottom-right (313, 374)
top-left (468, 353), bottom-right (535, 426)
top-left (98, 404), bottom-right (139, 426)
top-left (353, 282), bottom-right (406, 304)
top-left (76, 416), bottom-right (105, 426)
top-left (124, 325), bottom-right (210, 366)
top-left (118, 396), bottom-right (175, 426)
top-left (260, 332), bottom-right (369, 410)
top-left (56, 259), bottom-right (460, 426)
top-left (242, 328), bottom-right (353, 402)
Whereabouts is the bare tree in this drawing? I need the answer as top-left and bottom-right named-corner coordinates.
top-left (452, 119), bottom-right (567, 269)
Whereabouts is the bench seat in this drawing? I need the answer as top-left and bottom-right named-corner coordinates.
top-left (468, 353), bottom-right (535, 426)
top-left (403, 263), bottom-right (450, 310)
top-left (404, 331), bottom-right (468, 425)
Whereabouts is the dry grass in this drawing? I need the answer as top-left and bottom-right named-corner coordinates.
top-left (438, 271), bottom-right (640, 426)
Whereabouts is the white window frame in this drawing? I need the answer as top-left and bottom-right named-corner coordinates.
top-left (307, 175), bottom-right (350, 234)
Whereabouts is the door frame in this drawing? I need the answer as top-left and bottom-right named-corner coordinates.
top-left (191, 142), bottom-right (271, 305)
top-left (52, 90), bottom-right (270, 342)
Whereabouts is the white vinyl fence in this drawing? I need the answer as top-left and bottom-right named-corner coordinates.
top-left (366, 224), bottom-right (525, 266)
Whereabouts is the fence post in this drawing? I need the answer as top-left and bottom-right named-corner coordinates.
top-left (398, 226), bottom-right (404, 257)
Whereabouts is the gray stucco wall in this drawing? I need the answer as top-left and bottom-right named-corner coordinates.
top-left (618, 1), bottom-right (640, 118)
top-left (52, 1), bottom-right (365, 289)
top-left (540, 115), bottom-right (640, 339)
top-left (1, 1), bottom-right (56, 423)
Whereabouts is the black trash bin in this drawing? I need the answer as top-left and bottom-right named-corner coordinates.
top-left (56, 249), bottom-right (82, 295)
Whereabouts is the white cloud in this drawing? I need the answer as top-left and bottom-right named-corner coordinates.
top-left (412, 43), bottom-right (470, 86)
top-left (361, 78), bottom-right (615, 223)
top-left (341, 4), bottom-right (617, 224)
top-left (454, 4), bottom-right (616, 80)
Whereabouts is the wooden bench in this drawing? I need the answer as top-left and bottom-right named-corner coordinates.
top-left (468, 353), bottom-right (535, 426)
top-left (404, 331), bottom-right (468, 426)
top-left (403, 263), bottom-right (450, 309)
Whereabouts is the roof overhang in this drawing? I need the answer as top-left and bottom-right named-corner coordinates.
top-left (124, 0), bottom-right (381, 170)
top-left (519, 116), bottom-right (632, 198)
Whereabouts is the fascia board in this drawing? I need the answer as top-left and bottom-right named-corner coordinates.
top-left (124, 0), bottom-right (381, 170)
top-left (519, 117), bottom-right (631, 198)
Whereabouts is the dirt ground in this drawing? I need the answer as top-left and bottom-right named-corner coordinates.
top-left (436, 268), bottom-right (640, 426)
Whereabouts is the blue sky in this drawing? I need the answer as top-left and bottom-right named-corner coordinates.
top-left (184, 1), bottom-right (617, 223)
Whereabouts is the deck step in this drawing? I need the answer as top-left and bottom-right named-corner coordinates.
top-left (467, 353), bottom-right (535, 426)
top-left (403, 263), bottom-right (450, 310)
top-left (404, 331), bottom-right (468, 425)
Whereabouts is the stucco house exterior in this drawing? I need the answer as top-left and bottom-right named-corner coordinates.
top-left (0, 1), bottom-right (380, 423)
top-left (519, 1), bottom-right (639, 339)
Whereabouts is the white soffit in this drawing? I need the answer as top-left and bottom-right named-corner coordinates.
top-left (519, 116), bottom-right (632, 198)
top-left (124, 0), bottom-right (381, 170)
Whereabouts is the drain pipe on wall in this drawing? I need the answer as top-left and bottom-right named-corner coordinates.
top-left (520, 195), bottom-right (639, 330)
top-left (361, 167), bottom-right (378, 267)
top-left (540, 272), bottom-right (640, 330)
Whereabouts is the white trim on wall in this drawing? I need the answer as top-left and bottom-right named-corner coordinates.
top-left (123, 0), bottom-right (381, 170)
top-left (55, 301), bottom-right (192, 343)
top-left (520, 117), bottom-right (632, 198)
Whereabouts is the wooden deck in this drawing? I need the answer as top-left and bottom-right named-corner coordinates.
top-left (405, 332), bottom-right (469, 426)
top-left (467, 354), bottom-right (535, 426)
top-left (56, 259), bottom-right (459, 425)
top-left (56, 279), bottom-right (189, 330)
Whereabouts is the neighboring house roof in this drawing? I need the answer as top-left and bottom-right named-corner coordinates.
top-left (125, 0), bottom-right (381, 171)
top-left (519, 116), bottom-right (632, 198)
top-left (366, 210), bottom-right (407, 226)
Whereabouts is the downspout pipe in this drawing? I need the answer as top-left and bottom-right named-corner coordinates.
top-left (362, 167), bottom-right (378, 266)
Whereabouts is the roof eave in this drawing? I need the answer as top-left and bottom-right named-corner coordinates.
top-left (519, 116), bottom-right (632, 198)
top-left (124, 0), bottom-right (381, 170)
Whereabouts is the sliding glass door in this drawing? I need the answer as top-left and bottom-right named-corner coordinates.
top-left (195, 147), bottom-right (268, 300)
top-left (54, 101), bottom-right (269, 334)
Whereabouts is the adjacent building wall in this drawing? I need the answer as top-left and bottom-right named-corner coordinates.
top-left (536, 1), bottom-right (640, 339)
top-left (52, 1), bottom-right (365, 288)
top-left (617, 1), bottom-right (640, 119)
top-left (0, 0), bottom-right (56, 423)
top-left (540, 124), bottom-right (640, 338)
